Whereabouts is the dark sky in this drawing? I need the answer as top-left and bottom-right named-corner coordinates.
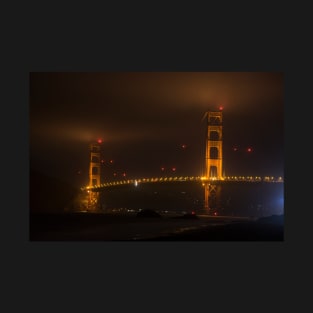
top-left (29, 72), bottom-right (284, 188)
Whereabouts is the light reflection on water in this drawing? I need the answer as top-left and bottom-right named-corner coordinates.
top-left (99, 182), bottom-right (284, 218)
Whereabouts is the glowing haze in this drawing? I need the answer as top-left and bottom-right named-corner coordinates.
top-left (30, 72), bottom-right (283, 187)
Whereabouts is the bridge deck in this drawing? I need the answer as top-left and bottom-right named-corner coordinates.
top-left (82, 176), bottom-right (284, 191)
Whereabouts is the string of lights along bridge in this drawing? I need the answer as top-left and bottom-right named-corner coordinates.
top-left (82, 108), bottom-right (283, 211)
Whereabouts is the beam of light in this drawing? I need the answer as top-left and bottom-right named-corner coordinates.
top-left (201, 112), bottom-right (208, 123)
top-left (31, 120), bottom-right (164, 145)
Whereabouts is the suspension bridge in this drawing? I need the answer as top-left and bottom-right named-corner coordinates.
top-left (80, 109), bottom-right (283, 213)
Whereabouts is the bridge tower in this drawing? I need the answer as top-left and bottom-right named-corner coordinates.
top-left (89, 141), bottom-right (101, 187)
top-left (88, 140), bottom-right (102, 211)
top-left (204, 109), bottom-right (223, 212)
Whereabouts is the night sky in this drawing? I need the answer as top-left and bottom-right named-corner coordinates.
top-left (29, 72), bottom-right (284, 188)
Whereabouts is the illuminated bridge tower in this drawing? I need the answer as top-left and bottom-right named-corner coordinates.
top-left (204, 110), bottom-right (223, 212)
top-left (88, 140), bottom-right (102, 211)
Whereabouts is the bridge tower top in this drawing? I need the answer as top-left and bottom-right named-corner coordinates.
top-left (89, 140), bottom-right (102, 187)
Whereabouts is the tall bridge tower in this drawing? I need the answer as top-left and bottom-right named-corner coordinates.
top-left (204, 109), bottom-right (223, 211)
top-left (88, 140), bottom-right (102, 211)
top-left (89, 141), bottom-right (101, 187)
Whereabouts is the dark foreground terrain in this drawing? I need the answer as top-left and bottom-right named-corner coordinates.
top-left (148, 215), bottom-right (284, 241)
top-left (29, 212), bottom-right (284, 241)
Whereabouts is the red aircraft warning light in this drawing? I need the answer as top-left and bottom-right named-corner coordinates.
top-left (219, 106), bottom-right (223, 111)
top-left (97, 139), bottom-right (103, 144)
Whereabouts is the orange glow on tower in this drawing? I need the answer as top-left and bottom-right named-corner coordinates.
top-left (205, 111), bottom-right (223, 179)
top-left (89, 141), bottom-right (102, 187)
top-left (204, 110), bottom-right (223, 212)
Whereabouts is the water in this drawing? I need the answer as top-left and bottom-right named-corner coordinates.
top-left (98, 181), bottom-right (284, 218)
